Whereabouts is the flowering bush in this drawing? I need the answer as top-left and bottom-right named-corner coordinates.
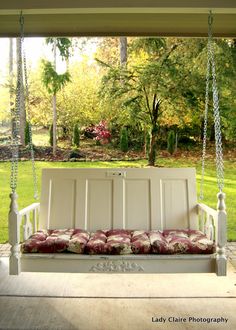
top-left (83, 124), bottom-right (97, 139)
top-left (93, 121), bottom-right (111, 145)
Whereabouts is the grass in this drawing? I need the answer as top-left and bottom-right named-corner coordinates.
top-left (32, 128), bottom-right (50, 146)
top-left (0, 158), bottom-right (235, 243)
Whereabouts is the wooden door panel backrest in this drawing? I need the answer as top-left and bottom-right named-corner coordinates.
top-left (39, 168), bottom-right (198, 231)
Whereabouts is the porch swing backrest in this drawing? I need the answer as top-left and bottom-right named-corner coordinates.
top-left (39, 167), bottom-right (198, 232)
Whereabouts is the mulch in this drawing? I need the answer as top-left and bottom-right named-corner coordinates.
top-left (0, 145), bottom-right (235, 162)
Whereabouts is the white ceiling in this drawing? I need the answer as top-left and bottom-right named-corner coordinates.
top-left (0, 0), bottom-right (236, 37)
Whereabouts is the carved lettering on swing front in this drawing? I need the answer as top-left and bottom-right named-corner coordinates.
top-left (89, 261), bottom-right (144, 272)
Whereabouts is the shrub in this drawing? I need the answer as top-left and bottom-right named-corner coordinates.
top-left (73, 123), bottom-right (80, 147)
top-left (24, 121), bottom-right (30, 146)
top-left (49, 124), bottom-right (53, 146)
top-left (93, 120), bottom-right (111, 145)
top-left (69, 149), bottom-right (83, 159)
top-left (167, 130), bottom-right (175, 155)
top-left (120, 127), bottom-right (129, 152)
top-left (145, 131), bottom-right (151, 158)
top-left (84, 124), bottom-right (96, 139)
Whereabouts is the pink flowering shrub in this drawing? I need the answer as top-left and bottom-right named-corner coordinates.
top-left (93, 120), bottom-right (111, 145)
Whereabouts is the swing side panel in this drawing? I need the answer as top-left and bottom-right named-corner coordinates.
top-left (39, 168), bottom-right (198, 231)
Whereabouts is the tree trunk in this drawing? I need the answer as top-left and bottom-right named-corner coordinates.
top-left (175, 132), bottom-right (178, 152)
top-left (210, 123), bottom-right (215, 141)
top-left (16, 37), bottom-right (26, 146)
top-left (148, 125), bottom-right (158, 166)
top-left (52, 94), bottom-right (57, 155)
top-left (147, 95), bottom-right (161, 166)
top-left (52, 38), bottom-right (57, 155)
top-left (119, 37), bottom-right (127, 66)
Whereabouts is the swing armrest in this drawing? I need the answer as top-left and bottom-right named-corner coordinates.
top-left (197, 203), bottom-right (217, 219)
top-left (197, 203), bottom-right (217, 241)
top-left (19, 203), bottom-right (40, 217)
top-left (19, 203), bottom-right (40, 240)
top-left (197, 202), bottom-right (227, 246)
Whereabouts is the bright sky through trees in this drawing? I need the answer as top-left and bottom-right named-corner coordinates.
top-left (0, 37), bottom-right (98, 84)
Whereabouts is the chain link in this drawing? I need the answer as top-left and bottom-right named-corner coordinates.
top-left (10, 12), bottom-right (39, 199)
top-left (10, 15), bottom-right (24, 193)
top-left (200, 11), bottom-right (224, 199)
top-left (199, 42), bottom-right (211, 200)
top-left (22, 33), bottom-right (39, 199)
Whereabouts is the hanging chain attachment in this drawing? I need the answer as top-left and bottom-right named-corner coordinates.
top-left (10, 12), bottom-right (38, 199)
top-left (200, 11), bottom-right (224, 200)
top-left (10, 13), bottom-right (24, 193)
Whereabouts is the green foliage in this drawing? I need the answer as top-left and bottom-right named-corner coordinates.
top-left (73, 123), bottom-right (80, 147)
top-left (120, 127), bottom-right (129, 152)
top-left (49, 124), bottom-right (53, 146)
top-left (46, 38), bottom-right (72, 60)
top-left (42, 60), bottom-right (71, 95)
top-left (69, 149), bottom-right (81, 159)
top-left (167, 130), bottom-right (175, 155)
top-left (97, 37), bottom-right (236, 148)
top-left (24, 121), bottom-right (30, 146)
top-left (145, 131), bottom-right (151, 158)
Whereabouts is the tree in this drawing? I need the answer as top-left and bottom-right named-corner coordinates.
top-left (119, 37), bottom-right (127, 66)
top-left (24, 121), bottom-right (30, 146)
top-left (98, 38), bottom-right (189, 165)
top-left (120, 127), bottom-right (129, 152)
top-left (73, 123), bottom-right (80, 147)
top-left (42, 37), bottom-right (72, 155)
top-left (49, 124), bottom-right (53, 146)
top-left (167, 130), bottom-right (175, 155)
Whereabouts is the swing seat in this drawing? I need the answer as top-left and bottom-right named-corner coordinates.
top-left (21, 228), bottom-right (215, 255)
top-left (9, 168), bottom-right (227, 276)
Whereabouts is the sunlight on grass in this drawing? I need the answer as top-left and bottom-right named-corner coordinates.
top-left (32, 128), bottom-right (50, 146)
top-left (0, 159), bottom-right (235, 242)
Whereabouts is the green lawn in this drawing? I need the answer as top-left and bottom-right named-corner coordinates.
top-left (0, 159), bottom-right (235, 242)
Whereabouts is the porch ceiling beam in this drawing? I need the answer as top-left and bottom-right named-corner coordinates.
top-left (0, 0), bottom-right (235, 37)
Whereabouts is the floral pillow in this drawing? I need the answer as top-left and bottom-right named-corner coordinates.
top-left (67, 230), bottom-right (90, 254)
top-left (85, 231), bottom-right (107, 254)
top-left (131, 231), bottom-right (151, 254)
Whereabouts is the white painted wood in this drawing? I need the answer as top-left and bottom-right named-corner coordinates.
top-left (216, 192), bottom-right (227, 276)
top-left (124, 179), bottom-right (151, 230)
top-left (8, 192), bottom-right (21, 275)
top-left (19, 202), bottom-right (40, 216)
top-left (23, 214), bottom-right (33, 241)
top-left (10, 168), bottom-right (227, 276)
top-left (21, 253), bottom-right (215, 274)
top-left (198, 197), bottom-right (227, 276)
top-left (87, 179), bottom-right (113, 230)
top-left (8, 201), bottom-right (40, 275)
top-left (49, 178), bottom-right (76, 229)
top-left (19, 202), bottom-right (40, 239)
top-left (198, 203), bottom-right (218, 218)
top-left (39, 168), bottom-right (198, 231)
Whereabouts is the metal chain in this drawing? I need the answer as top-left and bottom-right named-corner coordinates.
top-left (210, 52), bottom-right (224, 192)
top-left (22, 30), bottom-right (39, 200)
top-left (10, 12), bottom-right (39, 199)
top-left (200, 11), bottom-right (224, 199)
top-left (199, 40), bottom-right (211, 200)
top-left (10, 15), bottom-right (24, 193)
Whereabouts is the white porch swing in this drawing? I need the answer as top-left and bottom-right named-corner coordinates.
top-left (8, 12), bottom-right (227, 276)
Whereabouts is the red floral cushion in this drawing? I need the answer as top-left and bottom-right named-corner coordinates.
top-left (68, 230), bottom-right (90, 254)
top-left (21, 228), bottom-right (215, 255)
top-left (131, 231), bottom-right (151, 254)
